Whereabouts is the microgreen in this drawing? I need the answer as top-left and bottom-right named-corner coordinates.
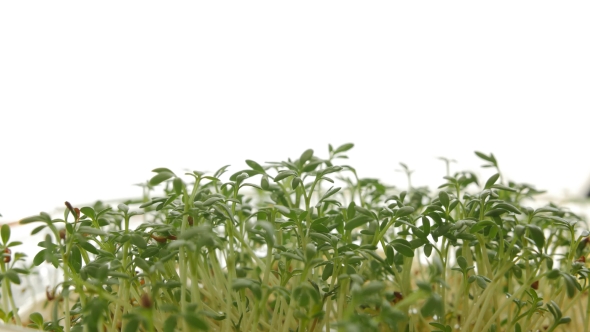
top-left (1, 144), bottom-right (589, 331)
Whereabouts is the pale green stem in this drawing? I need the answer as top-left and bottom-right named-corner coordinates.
top-left (479, 273), bottom-right (543, 332)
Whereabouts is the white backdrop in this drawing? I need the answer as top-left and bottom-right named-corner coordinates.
top-left (1, 1), bottom-right (589, 222)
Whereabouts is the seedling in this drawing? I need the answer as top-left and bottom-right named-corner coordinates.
top-left (0, 144), bottom-right (588, 332)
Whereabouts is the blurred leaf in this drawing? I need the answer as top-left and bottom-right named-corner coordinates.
top-left (149, 172), bottom-right (175, 186)
top-left (421, 293), bottom-right (443, 317)
top-left (391, 242), bottom-right (414, 257)
top-left (80, 207), bottom-right (96, 220)
top-left (5, 270), bottom-right (20, 284)
top-left (484, 173), bottom-right (500, 189)
top-left (274, 170), bottom-right (297, 182)
top-left (1, 224), bottom-right (10, 244)
top-left (246, 160), bottom-right (265, 173)
top-left (183, 312), bottom-right (208, 331)
top-left (322, 263), bottom-right (334, 281)
top-left (475, 151), bottom-right (495, 163)
top-left (78, 226), bottom-right (107, 236)
top-left (79, 242), bottom-right (99, 255)
top-left (470, 220), bottom-right (495, 234)
top-left (528, 225), bottom-right (545, 252)
top-left (131, 234), bottom-right (147, 250)
top-left (438, 191), bottom-right (449, 208)
top-left (163, 316), bottom-right (177, 332)
top-left (395, 206), bottom-right (415, 218)
top-left (29, 312), bottom-right (43, 328)
top-left (33, 249), bottom-right (46, 266)
top-left (344, 215), bottom-right (372, 231)
top-left (173, 177), bottom-right (184, 196)
top-left (334, 143), bottom-right (354, 154)
top-left (300, 149), bottom-right (314, 165)
top-left (123, 316), bottom-right (140, 332)
top-left (70, 246), bottom-right (82, 273)
top-left (19, 215), bottom-right (49, 225)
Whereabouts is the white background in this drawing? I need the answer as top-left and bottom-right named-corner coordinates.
top-left (1, 1), bottom-right (589, 222)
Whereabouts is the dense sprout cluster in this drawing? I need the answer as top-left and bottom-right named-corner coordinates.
top-left (1, 144), bottom-right (589, 332)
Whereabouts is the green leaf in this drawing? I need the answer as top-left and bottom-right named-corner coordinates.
top-left (1, 224), bottom-right (10, 244)
top-left (344, 215), bottom-right (372, 231)
top-left (485, 209), bottom-right (509, 217)
top-left (134, 257), bottom-right (150, 271)
top-left (322, 263), bottom-right (334, 281)
top-left (300, 149), bottom-right (314, 165)
top-left (152, 167), bottom-right (174, 173)
top-left (493, 203), bottom-right (521, 215)
top-left (475, 275), bottom-right (487, 289)
top-left (292, 177), bottom-right (302, 189)
top-left (260, 175), bottom-right (270, 190)
top-left (391, 242), bottom-right (414, 257)
top-left (411, 227), bottom-right (426, 239)
top-left (562, 273), bottom-right (579, 298)
top-left (5, 270), bottom-right (21, 284)
top-left (422, 216), bottom-right (430, 235)
top-left (70, 246), bottom-right (82, 273)
top-left (488, 224), bottom-right (499, 239)
top-left (421, 293), bottom-right (443, 317)
top-left (334, 143), bottom-right (354, 154)
top-left (395, 206), bottom-right (415, 218)
top-left (163, 315), bottom-right (177, 332)
top-left (118, 203), bottom-right (129, 213)
top-left (173, 177), bottom-right (184, 196)
top-left (528, 225), bottom-right (545, 252)
top-left (80, 207), bottom-right (96, 220)
top-left (96, 264), bottom-right (109, 281)
top-left (202, 311), bottom-right (226, 321)
top-left (438, 191), bottom-right (449, 208)
top-left (203, 197), bottom-right (224, 206)
top-left (491, 184), bottom-right (517, 192)
top-left (123, 317), bottom-right (140, 332)
top-left (33, 249), bottom-right (47, 266)
top-left (475, 151), bottom-right (495, 163)
top-left (232, 278), bottom-right (254, 290)
top-left (275, 205), bottom-right (291, 217)
top-left (457, 256), bottom-right (467, 270)
top-left (429, 322), bottom-right (448, 331)
top-left (130, 234), bottom-right (147, 250)
top-left (361, 281), bottom-right (384, 296)
top-left (29, 312), bottom-right (44, 328)
top-left (78, 226), bottom-right (107, 236)
top-left (302, 160), bottom-right (322, 172)
top-left (274, 170), bottom-right (297, 182)
top-left (79, 242), bottom-right (99, 255)
top-left (484, 173), bottom-right (500, 189)
top-left (470, 220), bottom-right (495, 233)
top-left (355, 205), bottom-right (373, 216)
top-left (319, 187), bottom-right (341, 203)
top-left (149, 171), bottom-right (175, 186)
top-left (547, 269), bottom-right (560, 280)
top-left (19, 214), bottom-right (50, 225)
top-left (549, 300), bottom-right (562, 320)
top-left (184, 312), bottom-right (208, 330)
top-left (282, 252), bottom-right (304, 262)
top-left (245, 160), bottom-right (265, 173)
top-left (320, 166), bottom-right (343, 176)
top-left (424, 243), bottom-right (433, 257)
top-left (254, 221), bottom-right (275, 247)
top-left (31, 225), bottom-right (46, 235)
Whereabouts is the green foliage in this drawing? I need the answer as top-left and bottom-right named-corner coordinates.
top-left (1, 144), bottom-right (588, 332)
